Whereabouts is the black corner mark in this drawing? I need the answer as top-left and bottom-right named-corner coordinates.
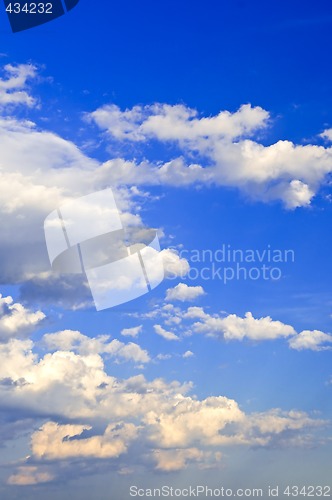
top-left (3, 0), bottom-right (80, 33)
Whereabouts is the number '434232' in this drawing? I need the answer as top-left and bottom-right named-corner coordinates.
top-left (5, 3), bottom-right (53, 14)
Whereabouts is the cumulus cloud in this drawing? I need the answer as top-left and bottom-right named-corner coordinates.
top-left (160, 249), bottom-right (190, 279)
top-left (289, 330), bottom-right (332, 351)
top-left (88, 103), bottom-right (269, 143)
top-left (1, 63), bottom-right (328, 298)
top-left (183, 350), bottom-right (194, 358)
top-left (89, 103), bottom-right (332, 208)
top-left (31, 421), bottom-right (139, 460)
top-left (144, 395), bottom-right (324, 449)
top-left (134, 305), bottom-right (332, 352)
top-left (0, 73), bottom-right (153, 288)
top-left (43, 330), bottom-right (150, 364)
top-left (319, 128), bottom-right (332, 142)
top-left (153, 324), bottom-right (180, 341)
top-left (166, 283), bottom-right (205, 302)
top-left (192, 310), bottom-right (296, 341)
top-left (121, 325), bottom-right (143, 338)
top-left (0, 335), bottom-right (327, 483)
top-left (0, 64), bottom-right (37, 108)
top-left (0, 294), bottom-right (45, 342)
top-left (0, 338), bottom-right (191, 421)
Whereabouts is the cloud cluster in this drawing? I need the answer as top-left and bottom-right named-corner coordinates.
top-left (0, 67), bottom-right (194, 315)
top-left (0, 62), bottom-right (330, 489)
top-left (121, 325), bottom-right (142, 338)
top-left (138, 299), bottom-right (332, 351)
top-left (166, 283), bottom-right (205, 302)
top-left (319, 128), bottom-right (332, 142)
top-left (89, 103), bottom-right (332, 208)
top-left (0, 330), bottom-right (326, 485)
top-left (88, 103), bottom-right (269, 142)
top-left (191, 310), bottom-right (296, 341)
top-left (154, 324), bottom-right (180, 341)
top-left (31, 421), bottom-right (139, 460)
top-left (0, 294), bottom-right (45, 342)
top-left (288, 330), bottom-right (332, 351)
top-left (189, 308), bottom-right (332, 350)
top-left (0, 64), bottom-right (37, 108)
top-left (43, 330), bottom-right (150, 364)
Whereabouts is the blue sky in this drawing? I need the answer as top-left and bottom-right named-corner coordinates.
top-left (0, 0), bottom-right (331, 498)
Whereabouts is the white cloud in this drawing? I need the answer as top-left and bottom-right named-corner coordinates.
top-left (160, 249), bottom-right (190, 279)
top-left (0, 294), bottom-right (45, 342)
top-left (0, 338), bottom-right (191, 420)
top-left (43, 330), bottom-right (150, 364)
top-left (144, 395), bottom-right (244, 448)
top-left (0, 75), bottom-right (152, 287)
top-left (31, 421), bottom-right (138, 460)
top-left (289, 330), bottom-right (332, 351)
top-left (1, 65), bottom-right (328, 293)
top-left (166, 283), bottom-right (205, 302)
top-left (319, 128), bottom-right (332, 142)
top-left (183, 350), bottom-right (194, 358)
top-left (133, 303), bottom-right (184, 326)
top-left (184, 306), bottom-right (208, 320)
top-left (0, 62), bottom-right (329, 484)
top-left (88, 103), bottom-right (269, 142)
top-left (90, 103), bottom-right (332, 208)
top-left (154, 324), bottom-right (180, 341)
top-left (0, 335), bottom-right (326, 482)
top-left (0, 64), bottom-right (37, 108)
top-left (136, 304), bottom-right (332, 352)
top-left (144, 396), bottom-right (324, 449)
top-left (192, 310), bottom-right (296, 341)
top-left (121, 325), bottom-right (143, 338)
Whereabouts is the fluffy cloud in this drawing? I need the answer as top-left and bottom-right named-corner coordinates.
top-left (0, 67), bottom-right (153, 288)
top-left (0, 338), bottom-right (191, 421)
top-left (88, 103), bottom-right (269, 142)
top-left (289, 330), bottom-right (332, 351)
top-left (31, 421), bottom-right (138, 460)
top-left (0, 83), bottom-right (193, 312)
top-left (192, 310), bottom-right (296, 341)
top-left (144, 395), bottom-right (324, 449)
top-left (319, 128), bottom-right (332, 142)
top-left (0, 294), bottom-right (45, 342)
top-left (160, 249), bottom-right (190, 279)
top-left (43, 330), bottom-right (150, 363)
top-left (121, 325), bottom-right (143, 338)
top-left (134, 305), bottom-right (332, 351)
top-left (2, 63), bottom-right (328, 296)
top-left (0, 334), bottom-right (327, 484)
top-left (166, 283), bottom-right (205, 302)
top-left (0, 64), bottom-right (37, 108)
top-left (0, 116), bottom-right (149, 286)
top-left (154, 324), bottom-right (180, 341)
top-left (89, 103), bottom-right (332, 208)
